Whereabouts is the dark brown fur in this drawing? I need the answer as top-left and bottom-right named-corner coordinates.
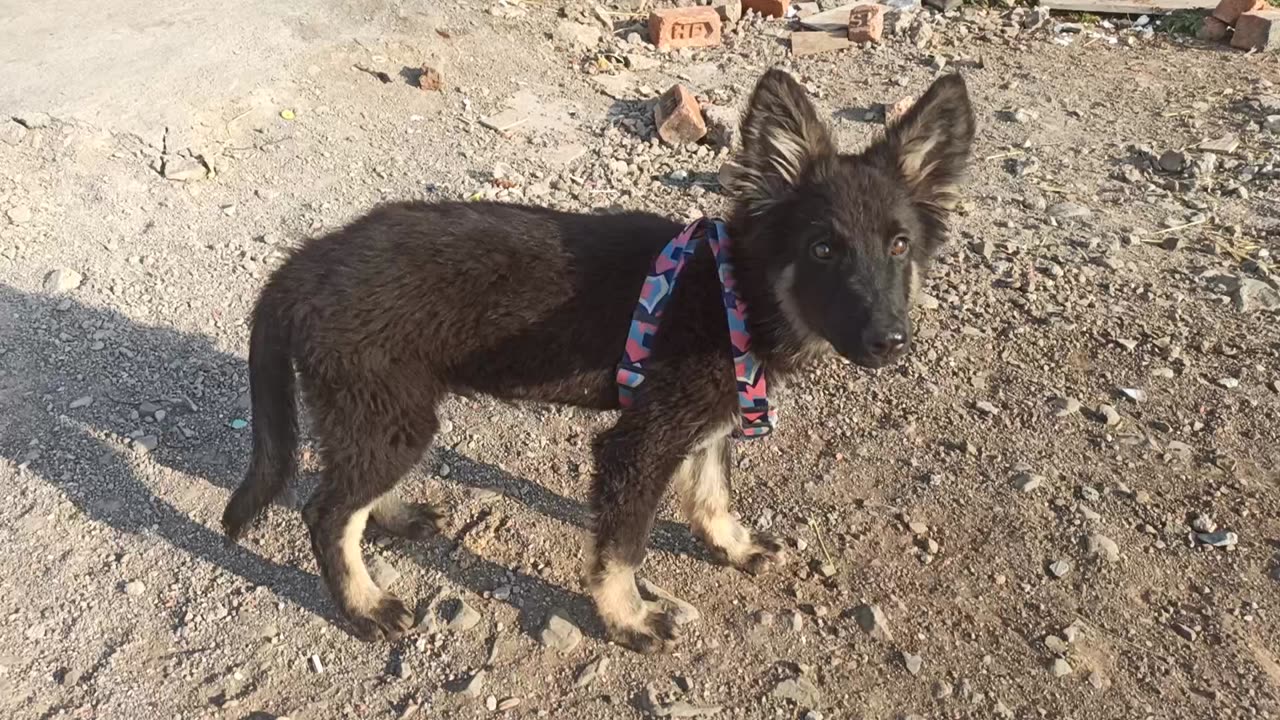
top-left (222, 69), bottom-right (976, 651)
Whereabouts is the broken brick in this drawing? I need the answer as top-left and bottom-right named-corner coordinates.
top-left (791, 30), bottom-right (851, 56)
top-left (1211, 0), bottom-right (1265, 25)
top-left (648, 7), bottom-right (722, 51)
top-left (654, 84), bottom-right (707, 145)
top-left (1197, 16), bottom-right (1230, 41)
top-left (419, 66), bottom-right (443, 91)
top-left (743, 0), bottom-right (789, 17)
top-left (1231, 9), bottom-right (1280, 50)
top-left (848, 4), bottom-right (886, 44)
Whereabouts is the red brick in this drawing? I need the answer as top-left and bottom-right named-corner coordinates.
top-left (1211, 0), bottom-right (1265, 25)
top-left (743, 0), bottom-right (789, 18)
top-left (1231, 9), bottom-right (1280, 50)
top-left (848, 4), bottom-right (885, 44)
top-left (648, 7), bottom-right (722, 51)
top-left (654, 84), bottom-right (707, 145)
top-left (1197, 16), bottom-right (1230, 41)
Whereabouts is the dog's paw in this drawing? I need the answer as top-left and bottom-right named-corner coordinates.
top-left (347, 593), bottom-right (415, 642)
top-left (369, 502), bottom-right (447, 541)
top-left (714, 531), bottom-right (787, 576)
top-left (607, 603), bottom-right (679, 654)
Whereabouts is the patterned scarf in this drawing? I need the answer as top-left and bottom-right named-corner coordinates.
top-left (615, 218), bottom-right (776, 438)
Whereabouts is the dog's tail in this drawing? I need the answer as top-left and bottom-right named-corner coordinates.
top-left (222, 281), bottom-right (298, 540)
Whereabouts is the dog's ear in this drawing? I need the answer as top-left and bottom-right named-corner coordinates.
top-left (882, 74), bottom-right (975, 217)
top-left (726, 69), bottom-right (836, 214)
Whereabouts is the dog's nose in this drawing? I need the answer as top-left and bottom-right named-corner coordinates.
top-left (867, 331), bottom-right (908, 359)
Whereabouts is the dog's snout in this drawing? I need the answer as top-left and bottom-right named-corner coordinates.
top-left (865, 329), bottom-right (909, 360)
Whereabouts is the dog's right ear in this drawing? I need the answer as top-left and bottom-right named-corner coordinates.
top-left (725, 69), bottom-right (836, 215)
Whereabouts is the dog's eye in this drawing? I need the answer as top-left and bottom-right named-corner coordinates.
top-left (890, 236), bottom-right (910, 256)
top-left (811, 242), bottom-right (833, 261)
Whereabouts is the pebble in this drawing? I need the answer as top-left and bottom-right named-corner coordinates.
top-left (44, 268), bottom-right (83, 294)
top-left (1098, 404), bottom-right (1121, 426)
top-left (1216, 377), bottom-right (1239, 389)
top-left (446, 599), bottom-right (482, 632)
top-left (69, 396), bottom-right (93, 409)
top-left (1050, 658), bottom-right (1073, 677)
top-left (485, 695), bottom-right (498, 712)
top-left (497, 698), bottom-right (520, 711)
top-left (932, 680), bottom-right (953, 699)
top-left (1085, 533), bottom-right (1120, 562)
top-left (1048, 202), bottom-right (1092, 220)
top-left (309, 655), bottom-right (324, 673)
top-left (1052, 396), bottom-right (1081, 417)
top-left (1044, 635), bottom-right (1069, 655)
top-left (368, 556), bottom-right (401, 590)
top-left (461, 669), bottom-right (486, 697)
top-left (6, 205), bottom-right (33, 224)
top-left (1014, 472), bottom-right (1044, 492)
top-left (902, 652), bottom-right (923, 675)
top-left (1120, 387), bottom-right (1148, 403)
top-left (651, 701), bottom-right (722, 718)
top-left (1195, 531), bottom-right (1238, 548)
top-left (1173, 623), bottom-right (1197, 642)
top-left (134, 435), bottom-right (160, 453)
top-left (975, 400), bottom-right (1000, 416)
top-left (771, 677), bottom-right (822, 708)
top-left (123, 580), bottom-right (146, 596)
top-left (853, 604), bottom-right (892, 640)
top-left (1190, 513), bottom-right (1216, 534)
top-left (575, 656), bottom-right (609, 688)
top-left (539, 611), bottom-right (582, 652)
top-left (1049, 559), bottom-right (1072, 578)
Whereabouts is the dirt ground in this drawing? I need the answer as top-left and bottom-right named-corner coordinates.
top-left (2, 0), bottom-right (1280, 718)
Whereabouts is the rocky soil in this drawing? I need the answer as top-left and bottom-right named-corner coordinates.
top-left (1, 1), bottom-right (1279, 719)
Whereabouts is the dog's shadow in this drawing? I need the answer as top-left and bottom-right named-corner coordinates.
top-left (0, 283), bottom-right (705, 647)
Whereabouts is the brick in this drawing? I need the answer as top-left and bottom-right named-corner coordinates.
top-left (713, 0), bottom-right (743, 24)
top-left (743, 0), bottom-right (789, 18)
top-left (791, 30), bottom-right (852, 56)
top-left (848, 4), bottom-right (885, 44)
top-left (648, 7), bottom-right (722, 51)
top-left (654, 84), bottom-right (707, 145)
top-left (1212, 0), bottom-right (1265, 25)
top-left (1197, 16), bottom-right (1230, 41)
top-left (1232, 9), bottom-right (1280, 50)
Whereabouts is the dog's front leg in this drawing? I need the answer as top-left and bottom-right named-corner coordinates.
top-left (586, 405), bottom-right (695, 654)
top-left (675, 435), bottom-right (786, 575)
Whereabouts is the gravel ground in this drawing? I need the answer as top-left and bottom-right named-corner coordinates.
top-left (2, 1), bottom-right (1279, 719)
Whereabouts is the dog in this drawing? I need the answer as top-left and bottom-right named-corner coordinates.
top-left (221, 68), bottom-right (976, 653)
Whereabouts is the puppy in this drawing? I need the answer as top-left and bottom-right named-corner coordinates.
top-left (222, 68), bottom-right (975, 652)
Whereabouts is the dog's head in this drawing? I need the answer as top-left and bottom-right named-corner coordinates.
top-left (725, 69), bottom-right (975, 369)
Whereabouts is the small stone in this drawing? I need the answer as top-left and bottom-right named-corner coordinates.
top-left (1044, 635), bottom-right (1069, 655)
top-left (553, 21), bottom-right (603, 49)
top-left (1233, 278), bottom-right (1280, 313)
top-left (652, 701), bottom-right (722, 718)
top-left (1195, 531), bottom-right (1238, 548)
top-left (134, 435), bottom-right (160, 454)
top-left (907, 521), bottom-right (929, 535)
top-left (1015, 472), bottom-right (1044, 493)
top-left (1191, 514), bottom-right (1217, 534)
top-left (446, 599), bottom-right (481, 631)
top-left (1120, 388), bottom-right (1148, 403)
top-left (1052, 397), bottom-right (1082, 417)
top-left (309, 655), bottom-right (324, 673)
top-left (418, 66), bottom-right (443, 91)
top-left (1173, 623), bottom-right (1197, 642)
top-left (6, 205), bottom-right (32, 224)
top-left (1098, 404), bottom-right (1121, 426)
top-left (497, 698), bottom-right (521, 711)
top-left (1157, 150), bottom-right (1185, 173)
top-left (1048, 202), bottom-right (1092, 220)
top-left (368, 556), bottom-right (401, 590)
top-left (1050, 658), bottom-right (1073, 677)
top-left (701, 104), bottom-right (739, 148)
top-left (69, 396), bottom-right (93, 410)
top-left (1088, 671), bottom-right (1106, 689)
top-left (771, 677), bottom-right (822, 707)
top-left (162, 156), bottom-right (207, 182)
top-left (485, 696), bottom-right (498, 712)
top-left (902, 652), bottom-right (923, 675)
top-left (1049, 559), bottom-right (1072, 578)
top-left (975, 400), bottom-right (1000, 416)
top-left (123, 580), bottom-right (146, 596)
top-left (461, 670), bottom-right (486, 697)
top-left (539, 611), bottom-right (582, 652)
top-left (575, 656), bottom-right (609, 688)
top-left (44, 268), bottom-right (83, 294)
top-left (932, 680), bottom-right (953, 699)
top-left (853, 604), bottom-right (892, 640)
top-left (1217, 377), bottom-right (1240, 389)
top-left (1085, 534), bottom-right (1120, 562)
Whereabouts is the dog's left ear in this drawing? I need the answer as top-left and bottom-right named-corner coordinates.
top-left (726, 69), bottom-right (837, 215)
top-left (881, 74), bottom-right (976, 218)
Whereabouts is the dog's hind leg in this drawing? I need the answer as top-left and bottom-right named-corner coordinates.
top-left (674, 434), bottom-right (785, 575)
top-left (303, 380), bottom-right (440, 641)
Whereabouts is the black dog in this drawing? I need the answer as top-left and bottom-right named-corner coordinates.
top-left (222, 69), bottom-right (975, 652)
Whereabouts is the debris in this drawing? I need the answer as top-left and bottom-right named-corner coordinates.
top-left (123, 580), bottom-right (146, 596)
top-left (539, 610), bottom-right (582, 652)
top-left (1195, 531), bottom-right (1238, 548)
top-left (1232, 9), bottom-right (1280, 50)
top-left (1198, 134), bottom-right (1239, 153)
top-left (1233, 278), bottom-right (1280, 313)
top-left (1052, 397), bottom-right (1082, 417)
top-left (1049, 559), bottom-right (1072, 578)
top-left (1048, 202), bottom-right (1092, 220)
top-left (701, 104), bottom-right (739, 148)
top-left (713, 0), bottom-right (743, 23)
top-left (1015, 472), bottom-right (1045, 492)
top-left (791, 30), bottom-right (851, 56)
top-left (648, 7), bottom-right (722, 51)
top-left (418, 66), bottom-right (443, 91)
top-left (1098, 404), bottom-right (1122, 426)
top-left (771, 677), bottom-right (822, 707)
top-left (1213, 0), bottom-right (1265, 25)
top-left (575, 656), bottom-right (609, 688)
top-left (228, 419), bottom-right (249, 430)
top-left (1217, 377), bottom-right (1239, 389)
top-left (460, 669), bottom-right (486, 697)
top-left (654, 84), bottom-right (707, 145)
top-left (1120, 388), bottom-right (1148, 403)
top-left (162, 156), bottom-right (208, 182)
top-left (853, 604), bottom-right (892, 640)
top-left (1050, 658), bottom-right (1073, 677)
top-left (309, 655), bottom-right (324, 673)
top-left (925, 0), bottom-right (960, 10)
top-left (480, 110), bottom-right (528, 133)
top-left (1085, 533), bottom-right (1120, 562)
top-left (902, 652), bottom-right (924, 675)
top-left (554, 21), bottom-right (603, 50)
top-left (44, 268), bottom-right (83, 294)
top-left (651, 701), bottom-right (722, 718)
top-left (69, 396), bottom-right (93, 410)
top-left (744, 0), bottom-right (790, 18)
top-left (847, 4), bottom-right (885, 43)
